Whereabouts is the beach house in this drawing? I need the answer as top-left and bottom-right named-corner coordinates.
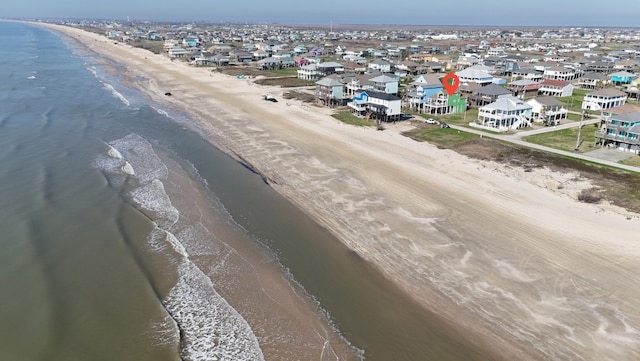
top-left (455, 67), bottom-right (494, 86)
top-left (538, 79), bottom-right (574, 97)
top-left (595, 111), bottom-right (640, 153)
top-left (347, 90), bottom-right (402, 122)
top-left (475, 95), bottom-right (533, 131)
top-left (468, 83), bottom-right (512, 108)
top-left (609, 71), bottom-right (635, 86)
top-left (506, 79), bottom-right (541, 99)
top-left (526, 96), bottom-right (568, 125)
top-left (582, 88), bottom-right (627, 111)
top-left (315, 76), bottom-right (345, 107)
top-left (404, 74), bottom-right (444, 113)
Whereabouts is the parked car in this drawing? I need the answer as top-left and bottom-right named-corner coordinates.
top-left (439, 122), bottom-right (450, 128)
top-left (424, 118), bottom-right (438, 124)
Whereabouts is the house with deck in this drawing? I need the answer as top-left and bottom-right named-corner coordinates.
top-left (422, 92), bottom-right (467, 115)
top-left (582, 88), bottom-right (627, 111)
top-left (538, 79), bottom-right (574, 97)
top-left (315, 76), bottom-right (346, 107)
top-left (526, 96), bottom-right (568, 125)
top-left (455, 67), bottom-right (494, 86)
top-left (609, 71), bottom-right (635, 85)
top-left (595, 111), bottom-right (640, 153)
top-left (404, 74), bottom-right (444, 113)
top-left (469, 83), bottom-right (512, 108)
top-left (543, 66), bottom-right (576, 81)
top-left (506, 79), bottom-right (541, 99)
top-left (475, 95), bottom-right (533, 132)
top-left (348, 90), bottom-right (402, 122)
top-left (576, 72), bottom-right (610, 89)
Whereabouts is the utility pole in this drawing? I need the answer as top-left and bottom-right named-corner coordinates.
top-left (575, 110), bottom-right (585, 152)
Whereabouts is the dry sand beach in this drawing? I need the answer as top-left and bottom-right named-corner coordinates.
top-left (43, 23), bottom-right (640, 360)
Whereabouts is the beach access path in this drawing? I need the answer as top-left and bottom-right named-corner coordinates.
top-left (46, 23), bottom-right (640, 361)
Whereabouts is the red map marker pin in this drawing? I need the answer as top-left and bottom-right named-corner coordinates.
top-left (442, 73), bottom-right (460, 95)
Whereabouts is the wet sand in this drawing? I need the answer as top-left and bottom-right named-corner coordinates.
top-left (42, 22), bottom-right (640, 360)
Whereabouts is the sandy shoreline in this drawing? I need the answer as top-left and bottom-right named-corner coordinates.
top-left (43, 22), bottom-right (640, 360)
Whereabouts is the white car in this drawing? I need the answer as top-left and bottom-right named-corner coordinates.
top-left (423, 118), bottom-right (438, 124)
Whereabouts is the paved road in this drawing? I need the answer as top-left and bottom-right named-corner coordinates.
top-left (447, 120), bottom-right (640, 174)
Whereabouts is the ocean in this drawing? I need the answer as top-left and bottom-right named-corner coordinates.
top-left (0, 21), bottom-right (491, 361)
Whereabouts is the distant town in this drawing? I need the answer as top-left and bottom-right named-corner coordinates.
top-left (48, 19), bottom-right (640, 154)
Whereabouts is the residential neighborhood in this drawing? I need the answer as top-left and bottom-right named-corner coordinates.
top-left (65, 19), bottom-right (640, 154)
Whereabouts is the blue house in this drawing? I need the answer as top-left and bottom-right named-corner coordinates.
top-left (596, 111), bottom-right (640, 153)
top-left (610, 71), bottom-right (635, 85)
top-left (182, 36), bottom-right (198, 48)
top-left (405, 74), bottom-right (444, 112)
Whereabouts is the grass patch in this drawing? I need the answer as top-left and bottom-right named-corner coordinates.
top-left (403, 126), bottom-right (479, 146)
top-left (558, 88), bottom-right (590, 112)
top-left (331, 111), bottom-right (374, 127)
top-left (255, 77), bottom-right (314, 88)
top-left (267, 68), bottom-right (299, 76)
top-left (416, 109), bottom-right (479, 127)
top-left (619, 155), bottom-right (640, 168)
top-left (523, 124), bottom-right (598, 153)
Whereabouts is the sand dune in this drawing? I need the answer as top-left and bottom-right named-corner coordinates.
top-left (45, 23), bottom-right (640, 360)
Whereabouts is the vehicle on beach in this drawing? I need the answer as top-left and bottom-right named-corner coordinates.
top-left (262, 94), bottom-right (278, 102)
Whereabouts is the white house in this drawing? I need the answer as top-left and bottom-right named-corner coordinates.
top-left (582, 88), bottom-right (628, 111)
top-left (526, 96), bottom-right (568, 125)
top-left (476, 95), bottom-right (533, 131)
top-left (538, 79), bottom-right (574, 97)
top-left (455, 67), bottom-right (494, 85)
top-left (543, 66), bottom-right (576, 81)
top-left (368, 59), bottom-right (392, 73)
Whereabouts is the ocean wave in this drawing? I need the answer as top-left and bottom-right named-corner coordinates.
top-left (95, 133), bottom-right (264, 361)
top-left (103, 82), bottom-right (130, 107)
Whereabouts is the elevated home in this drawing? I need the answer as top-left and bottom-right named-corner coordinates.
top-left (348, 90), bottom-right (402, 122)
top-left (526, 96), bottom-right (568, 125)
top-left (609, 71), bottom-right (635, 85)
top-left (368, 59), bottom-right (392, 73)
top-left (344, 74), bottom-right (375, 98)
top-left (369, 74), bottom-right (399, 95)
top-left (395, 60), bottom-right (420, 76)
top-left (538, 79), bottom-right (574, 97)
top-left (511, 68), bottom-right (543, 82)
top-left (625, 78), bottom-right (640, 101)
top-left (476, 95), bottom-right (533, 132)
top-left (315, 76), bottom-right (346, 107)
top-left (613, 59), bottom-right (639, 71)
top-left (506, 79), bottom-right (541, 99)
top-left (168, 47), bottom-right (189, 58)
top-left (422, 92), bottom-right (467, 115)
top-left (582, 88), bottom-right (627, 111)
top-left (343, 62), bottom-right (367, 74)
top-left (297, 62), bottom-right (344, 80)
top-left (455, 68), bottom-right (494, 86)
top-left (404, 74), bottom-right (444, 113)
top-left (586, 61), bottom-right (614, 73)
top-left (469, 83), bottom-right (512, 108)
top-left (317, 62), bottom-right (344, 77)
top-left (543, 66), bottom-right (576, 81)
top-left (595, 111), bottom-right (640, 153)
top-left (576, 72), bottom-right (610, 89)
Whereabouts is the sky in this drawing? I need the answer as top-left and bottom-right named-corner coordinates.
top-left (1, 0), bottom-right (639, 27)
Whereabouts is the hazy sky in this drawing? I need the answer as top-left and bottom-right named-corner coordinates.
top-left (2, 0), bottom-right (638, 26)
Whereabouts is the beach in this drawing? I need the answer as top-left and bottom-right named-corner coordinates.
top-left (42, 22), bottom-right (640, 360)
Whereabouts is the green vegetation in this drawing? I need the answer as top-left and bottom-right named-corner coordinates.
top-left (558, 88), bottom-right (590, 112)
top-left (523, 124), bottom-right (598, 153)
top-left (619, 155), bottom-right (640, 168)
top-left (417, 109), bottom-right (479, 126)
top-left (403, 126), bottom-right (479, 146)
top-left (331, 111), bottom-right (374, 127)
top-left (267, 68), bottom-right (299, 76)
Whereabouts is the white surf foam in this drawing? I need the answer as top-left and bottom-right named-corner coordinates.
top-left (103, 82), bottom-right (130, 107)
top-left (94, 133), bottom-right (265, 360)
